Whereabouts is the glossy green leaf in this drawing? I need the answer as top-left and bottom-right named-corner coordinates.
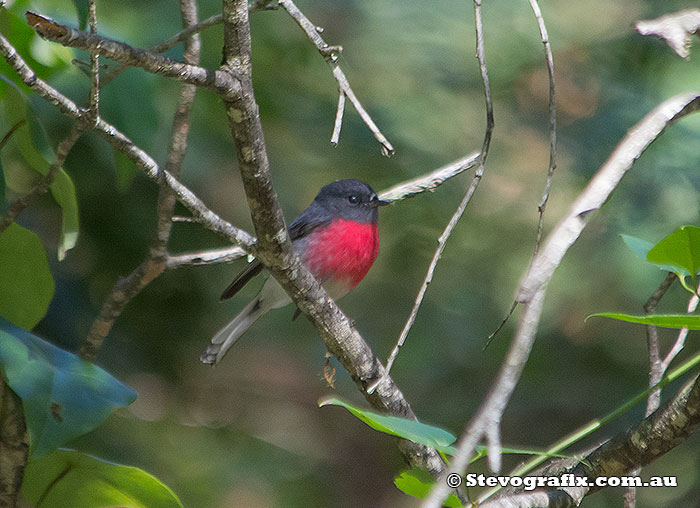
top-left (621, 234), bottom-right (679, 273)
top-left (319, 397), bottom-right (457, 454)
top-left (0, 318), bottom-right (137, 458)
top-left (394, 469), bottom-right (462, 507)
top-left (23, 450), bottom-right (184, 508)
top-left (646, 226), bottom-right (700, 277)
top-left (0, 77), bottom-right (80, 259)
top-left (588, 312), bottom-right (700, 330)
top-left (0, 224), bottom-right (54, 329)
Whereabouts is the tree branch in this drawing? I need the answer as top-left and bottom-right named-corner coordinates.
top-left (0, 29), bottom-right (256, 249)
top-left (424, 92), bottom-right (700, 508)
top-left (481, 374), bottom-right (700, 508)
top-left (165, 153), bottom-right (480, 271)
top-left (278, 0), bottom-right (394, 155)
top-left (218, 0), bottom-right (445, 476)
top-left (636, 9), bottom-right (700, 59)
top-left (26, 12), bottom-right (240, 99)
top-left (79, 0), bottom-right (201, 361)
top-left (0, 377), bottom-right (28, 508)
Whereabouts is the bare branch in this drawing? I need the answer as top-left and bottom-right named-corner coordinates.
top-left (218, 0), bottom-right (445, 476)
top-left (166, 246), bottom-right (247, 269)
top-left (26, 12), bottom-right (240, 99)
top-left (167, 154), bottom-right (480, 271)
top-left (368, 154), bottom-right (483, 394)
top-left (0, 30), bottom-right (256, 250)
top-left (528, 0), bottom-right (557, 257)
top-left (636, 9), bottom-right (700, 59)
top-left (518, 93), bottom-right (700, 302)
top-left (481, 374), bottom-right (700, 508)
top-left (87, 0), bottom-right (99, 121)
top-left (330, 88), bottom-right (346, 147)
top-left (0, 377), bottom-right (28, 508)
top-left (643, 272), bottom-right (675, 414)
top-left (424, 92), bottom-right (700, 508)
top-left (278, 0), bottom-right (394, 155)
top-left (80, 0), bottom-right (202, 361)
top-left (378, 152), bottom-right (480, 202)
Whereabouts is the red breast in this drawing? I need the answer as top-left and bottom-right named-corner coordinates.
top-left (302, 219), bottom-right (379, 295)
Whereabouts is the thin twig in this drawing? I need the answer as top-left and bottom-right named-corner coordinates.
top-left (0, 120), bottom-right (26, 151)
top-left (0, 125), bottom-right (84, 234)
top-left (484, 0), bottom-right (557, 348)
top-left (87, 0), bottom-right (99, 121)
top-left (166, 246), bottom-right (247, 269)
top-left (661, 288), bottom-right (698, 372)
top-left (423, 92), bottom-right (700, 508)
top-left (378, 152), bottom-right (480, 202)
top-left (627, 271), bottom-right (676, 508)
top-left (167, 154), bottom-right (480, 272)
top-left (529, 0), bottom-right (557, 258)
top-left (80, 0), bottom-right (201, 361)
top-left (218, 0), bottom-right (445, 477)
top-left (278, 0), bottom-right (394, 155)
top-left (330, 88), bottom-right (345, 146)
top-left (643, 272), bottom-right (676, 414)
top-left (369, 0), bottom-right (495, 396)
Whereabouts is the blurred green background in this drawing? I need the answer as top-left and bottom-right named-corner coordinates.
top-left (3, 0), bottom-right (700, 506)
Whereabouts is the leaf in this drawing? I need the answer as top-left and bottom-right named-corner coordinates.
top-left (0, 318), bottom-right (137, 458)
top-left (588, 312), bottom-right (700, 330)
top-left (319, 397), bottom-right (457, 455)
top-left (0, 223), bottom-right (54, 329)
top-left (0, 77), bottom-right (80, 259)
top-left (646, 225), bottom-right (700, 277)
top-left (621, 234), bottom-right (680, 273)
top-left (23, 450), bottom-right (184, 508)
top-left (49, 169), bottom-right (80, 260)
top-left (394, 469), bottom-right (462, 507)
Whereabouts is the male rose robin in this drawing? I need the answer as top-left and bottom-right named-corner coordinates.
top-left (201, 179), bottom-right (388, 365)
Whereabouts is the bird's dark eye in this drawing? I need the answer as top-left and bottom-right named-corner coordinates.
top-left (348, 195), bottom-right (359, 204)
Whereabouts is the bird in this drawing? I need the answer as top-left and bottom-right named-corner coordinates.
top-left (200, 179), bottom-right (389, 365)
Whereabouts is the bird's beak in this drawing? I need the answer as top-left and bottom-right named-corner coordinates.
top-left (369, 197), bottom-right (390, 208)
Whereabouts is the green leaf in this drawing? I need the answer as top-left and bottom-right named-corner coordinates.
top-left (0, 318), bottom-right (137, 458)
top-left (646, 226), bottom-right (700, 277)
top-left (621, 234), bottom-right (680, 273)
top-left (394, 469), bottom-right (462, 507)
top-left (588, 312), bottom-right (700, 330)
top-left (23, 450), bottom-right (184, 508)
top-left (0, 77), bottom-right (80, 259)
top-left (319, 397), bottom-right (457, 454)
top-left (0, 224), bottom-right (54, 329)
top-left (49, 169), bottom-right (80, 261)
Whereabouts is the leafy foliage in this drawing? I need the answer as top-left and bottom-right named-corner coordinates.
top-left (0, 318), bottom-right (137, 458)
top-left (0, 224), bottom-right (54, 329)
top-left (394, 469), bottom-right (463, 507)
top-left (319, 396), bottom-right (457, 454)
top-left (588, 312), bottom-right (700, 329)
top-left (0, 77), bottom-right (79, 260)
top-left (23, 449), bottom-right (184, 508)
